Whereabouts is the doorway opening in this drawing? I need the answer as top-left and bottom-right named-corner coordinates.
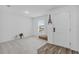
top-left (38, 20), bottom-right (48, 41)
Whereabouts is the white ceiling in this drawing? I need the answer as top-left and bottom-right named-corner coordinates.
top-left (1, 5), bottom-right (63, 18)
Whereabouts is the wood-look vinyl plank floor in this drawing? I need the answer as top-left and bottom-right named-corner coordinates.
top-left (0, 36), bottom-right (46, 54)
top-left (38, 43), bottom-right (79, 54)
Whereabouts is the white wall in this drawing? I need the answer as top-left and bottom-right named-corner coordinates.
top-left (76, 6), bottom-right (79, 51)
top-left (70, 6), bottom-right (79, 51)
top-left (0, 7), bottom-right (3, 40)
top-left (0, 6), bottom-right (33, 43)
top-left (69, 6), bottom-right (78, 51)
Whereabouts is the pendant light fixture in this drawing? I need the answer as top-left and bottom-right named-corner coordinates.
top-left (48, 14), bottom-right (52, 24)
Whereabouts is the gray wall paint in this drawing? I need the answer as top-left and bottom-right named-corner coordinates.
top-left (0, 6), bottom-right (33, 43)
